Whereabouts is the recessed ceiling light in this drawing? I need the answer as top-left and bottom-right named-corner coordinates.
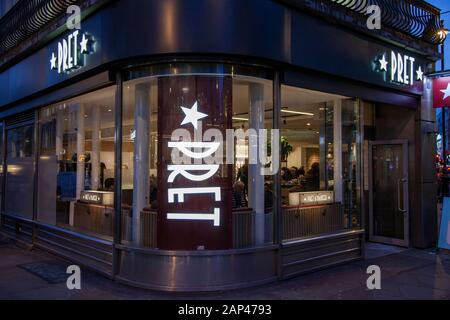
top-left (307, 123), bottom-right (311, 126)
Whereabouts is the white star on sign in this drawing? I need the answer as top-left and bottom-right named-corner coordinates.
top-left (80, 34), bottom-right (89, 54)
top-left (416, 66), bottom-right (424, 81)
top-left (441, 83), bottom-right (450, 101)
top-left (180, 102), bottom-right (208, 129)
top-left (379, 54), bottom-right (388, 71)
top-left (50, 52), bottom-right (57, 70)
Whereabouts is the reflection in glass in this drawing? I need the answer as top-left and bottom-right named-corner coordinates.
top-left (280, 86), bottom-right (361, 241)
top-left (5, 125), bottom-right (34, 219)
top-left (37, 86), bottom-right (116, 239)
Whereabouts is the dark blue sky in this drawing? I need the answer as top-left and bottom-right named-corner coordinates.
top-left (428, 0), bottom-right (450, 70)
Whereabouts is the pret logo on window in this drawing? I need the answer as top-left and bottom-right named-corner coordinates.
top-left (375, 51), bottom-right (424, 85)
top-left (49, 30), bottom-right (94, 74)
top-left (167, 101), bottom-right (222, 227)
top-left (157, 76), bottom-right (233, 251)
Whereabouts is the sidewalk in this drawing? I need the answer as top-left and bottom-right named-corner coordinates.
top-left (0, 234), bottom-right (449, 300)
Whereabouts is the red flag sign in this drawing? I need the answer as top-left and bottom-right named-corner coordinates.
top-left (434, 77), bottom-right (450, 108)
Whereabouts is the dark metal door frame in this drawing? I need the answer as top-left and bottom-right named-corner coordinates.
top-left (369, 140), bottom-right (410, 247)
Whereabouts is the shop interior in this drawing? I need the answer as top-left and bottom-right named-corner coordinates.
top-left (28, 78), bottom-right (361, 248)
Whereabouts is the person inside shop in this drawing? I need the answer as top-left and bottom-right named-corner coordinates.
top-left (232, 180), bottom-right (248, 209)
top-left (305, 162), bottom-right (320, 191)
top-left (104, 178), bottom-right (115, 192)
top-left (100, 162), bottom-right (107, 189)
top-left (264, 183), bottom-right (273, 212)
top-left (149, 175), bottom-right (158, 206)
top-left (237, 164), bottom-right (249, 196)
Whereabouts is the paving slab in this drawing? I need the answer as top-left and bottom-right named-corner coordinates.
top-left (0, 234), bottom-right (449, 300)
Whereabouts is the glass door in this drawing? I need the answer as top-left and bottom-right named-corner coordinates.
top-left (369, 140), bottom-right (409, 247)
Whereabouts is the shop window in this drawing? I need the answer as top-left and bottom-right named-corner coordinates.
top-left (280, 85), bottom-right (361, 241)
top-left (122, 64), bottom-right (274, 250)
top-left (0, 123), bottom-right (3, 213)
top-left (5, 124), bottom-right (34, 219)
top-left (37, 86), bottom-right (116, 239)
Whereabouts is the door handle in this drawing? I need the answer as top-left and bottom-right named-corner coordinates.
top-left (397, 179), bottom-right (407, 214)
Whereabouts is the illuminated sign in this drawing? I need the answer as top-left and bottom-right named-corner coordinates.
top-left (167, 102), bottom-right (222, 226)
top-left (50, 30), bottom-right (94, 74)
top-left (80, 191), bottom-right (113, 206)
top-left (375, 51), bottom-right (424, 85)
top-left (289, 191), bottom-right (334, 206)
top-left (157, 76), bottom-right (232, 250)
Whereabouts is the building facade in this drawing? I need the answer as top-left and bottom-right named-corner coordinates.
top-left (0, 0), bottom-right (442, 291)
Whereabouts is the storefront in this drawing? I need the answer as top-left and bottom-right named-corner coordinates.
top-left (0, 0), bottom-right (439, 291)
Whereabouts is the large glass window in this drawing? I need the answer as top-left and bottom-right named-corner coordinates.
top-left (280, 85), bottom-right (361, 241)
top-left (5, 124), bottom-right (34, 219)
top-left (37, 86), bottom-right (116, 239)
top-left (122, 64), bottom-right (274, 250)
top-left (0, 123), bottom-right (4, 214)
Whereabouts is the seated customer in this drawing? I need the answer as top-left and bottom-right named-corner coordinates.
top-left (232, 180), bottom-right (248, 209)
top-left (104, 178), bottom-right (115, 191)
top-left (264, 183), bottom-right (273, 211)
top-left (305, 163), bottom-right (320, 191)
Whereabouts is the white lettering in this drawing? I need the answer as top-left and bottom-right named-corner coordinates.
top-left (168, 208), bottom-right (221, 227)
top-left (68, 33), bottom-right (73, 69)
top-left (73, 30), bottom-right (79, 67)
top-left (63, 39), bottom-right (68, 72)
top-left (51, 30), bottom-right (91, 74)
top-left (403, 55), bottom-right (409, 84)
top-left (391, 51), bottom-right (397, 82)
top-left (168, 187), bottom-right (221, 203)
top-left (409, 57), bottom-right (415, 85)
top-left (167, 165), bottom-right (219, 183)
top-left (397, 52), bottom-right (403, 83)
top-left (58, 42), bottom-right (63, 74)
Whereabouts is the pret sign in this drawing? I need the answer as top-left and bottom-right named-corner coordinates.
top-left (157, 76), bottom-right (233, 250)
top-left (289, 191), bottom-right (334, 206)
top-left (80, 191), bottom-right (114, 206)
top-left (50, 30), bottom-right (94, 74)
top-left (433, 77), bottom-right (450, 108)
top-left (375, 51), bottom-right (424, 85)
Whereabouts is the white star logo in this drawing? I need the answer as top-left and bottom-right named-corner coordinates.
top-left (80, 34), bottom-right (89, 54)
top-left (441, 83), bottom-right (450, 101)
top-left (379, 54), bottom-right (388, 71)
top-left (416, 66), bottom-right (424, 81)
top-left (180, 102), bottom-right (208, 129)
top-left (50, 52), bottom-right (57, 70)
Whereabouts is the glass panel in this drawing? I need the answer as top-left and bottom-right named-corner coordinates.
top-left (122, 78), bottom-right (158, 246)
top-left (0, 123), bottom-right (4, 212)
top-left (37, 86), bottom-right (116, 240)
top-left (122, 64), bottom-right (274, 250)
top-left (280, 85), bottom-right (361, 241)
top-left (342, 100), bottom-right (361, 229)
top-left (232, 76), bottom-right (274, 247)
top-left (372, 144), bottom-right (405, 239)
top-left (5, 125), bottom-right (34, 219)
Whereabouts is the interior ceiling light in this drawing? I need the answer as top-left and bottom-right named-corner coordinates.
top-left (232, 117), bottom-right (249, 122)
top-left (281, 109), bottom-right (314, 116)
